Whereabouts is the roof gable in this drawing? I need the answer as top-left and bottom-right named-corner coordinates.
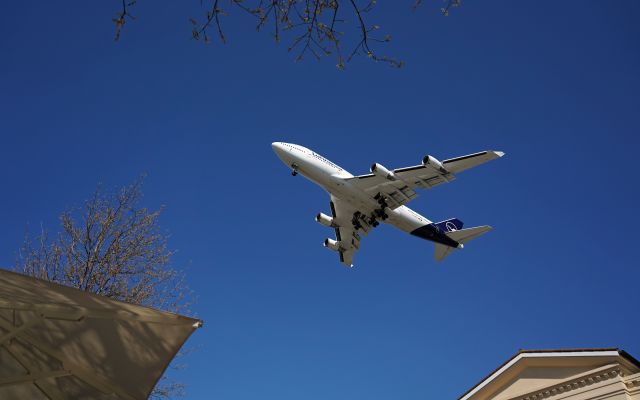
top-left (460, 349), bottom-right (640, 400)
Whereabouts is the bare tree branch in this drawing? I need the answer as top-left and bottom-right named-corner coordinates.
top-left (114, 0), bottom-right (459, 68)
top-left (15, 176), bottom-right (194, 399)
top-left (113, 0), bottom-right (137, 41)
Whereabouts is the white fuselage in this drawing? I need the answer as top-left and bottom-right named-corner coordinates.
top-left (272, 142), bottom-right (432, 234)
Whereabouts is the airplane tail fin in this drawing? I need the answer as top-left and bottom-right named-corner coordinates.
top-left (434, 225), bottom-right (492, 261)
top-left (433, 218), bottom-right (464, 233)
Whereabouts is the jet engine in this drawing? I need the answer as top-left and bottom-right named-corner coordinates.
top-left (316, 213), bottom-right (337, 228)
top-left (370, 163), bottom-right (396, 181)
top-left (323, 238), bottom-right (340, 251)
top-left (422, 155), bottom-right (447, 173)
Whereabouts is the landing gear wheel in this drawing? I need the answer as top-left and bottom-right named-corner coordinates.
top-left (375, 208), bottom-right (387, 218)
top-left (291, 170), bottom-right (298, 176)
top-left (375, 195), bottom-right (389, 209)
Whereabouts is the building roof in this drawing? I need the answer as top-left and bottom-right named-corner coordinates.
top-left (459, 348), bottom-right (640, 400)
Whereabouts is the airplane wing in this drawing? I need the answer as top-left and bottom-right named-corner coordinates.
top-left (328, 195), bottom-right (370, 267)
top-left (348, 150), bottom-right (504, 209)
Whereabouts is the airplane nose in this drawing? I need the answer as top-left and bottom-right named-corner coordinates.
top-left (272, 142), bottom-right (288, 159)
top-left (273, 142), bottom-right (290, 152)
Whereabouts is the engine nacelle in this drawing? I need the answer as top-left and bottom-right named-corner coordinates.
top-left (316, 213), bottom-right (337, 228)
top-left (323, 238), bottom-right (340, 251)
top-left (370, 163), bottom-right (396, 181)
top-left (422, 155), bottom-right (447, 172)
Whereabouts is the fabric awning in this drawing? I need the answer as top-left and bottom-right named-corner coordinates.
top-left (0, 268), bottom-right (202, 399)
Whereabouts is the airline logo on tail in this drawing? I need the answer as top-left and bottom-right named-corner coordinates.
top-left (433, 218), bottom-right (464, 233)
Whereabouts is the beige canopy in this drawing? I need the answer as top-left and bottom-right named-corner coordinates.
top-left (0, 268), bottom-right (202, 399)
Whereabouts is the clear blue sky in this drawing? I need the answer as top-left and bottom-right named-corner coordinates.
top-left (1, 1), bottom-right (639, 399)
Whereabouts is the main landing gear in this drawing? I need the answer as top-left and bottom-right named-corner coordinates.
top-left (353, 211), bottom-right (380, 230)
top-left (373, 193), bottom-right (389, 221)
top-left (374, 209), bottom-right (389, 221)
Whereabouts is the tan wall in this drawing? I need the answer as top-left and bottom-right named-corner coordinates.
top-left (625, 373), bottom-right (640, 400)
top-left (498, 373), bottom-right (630, 400)
top-left (493, 367), bottom-right (595, 400)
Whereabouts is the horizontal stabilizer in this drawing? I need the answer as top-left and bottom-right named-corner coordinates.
top-left (434, 225), bottom-right (492, 261)
top-left (447, 225), bottom-right (491, 244)
top-left (434, 243), bottom-right (455, 261)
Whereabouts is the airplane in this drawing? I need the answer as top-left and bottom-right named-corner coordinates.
top-left (272, 142), bottom-right (505, 267)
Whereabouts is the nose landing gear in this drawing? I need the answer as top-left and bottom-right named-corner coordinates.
top-left (291, 163), bottom-right (299, 176)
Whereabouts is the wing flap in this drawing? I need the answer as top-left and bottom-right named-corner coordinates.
top-left (442, 151), bottom-right (505, 173)
top-left (371, 181), bottom-right (418, 208)
top-left (349, 150), bottom-right (504, 205)
top-left (339, 249), bottom-right (355, 268)
top-left (330, 195), bottom-right (366, 267)
top-left (348, 162), bottom-right (457, 209)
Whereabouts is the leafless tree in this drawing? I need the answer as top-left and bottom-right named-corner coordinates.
top-left (113, 0), bottom-right (461, 68)
top-left (15, 176), bottom-right (194, 399)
